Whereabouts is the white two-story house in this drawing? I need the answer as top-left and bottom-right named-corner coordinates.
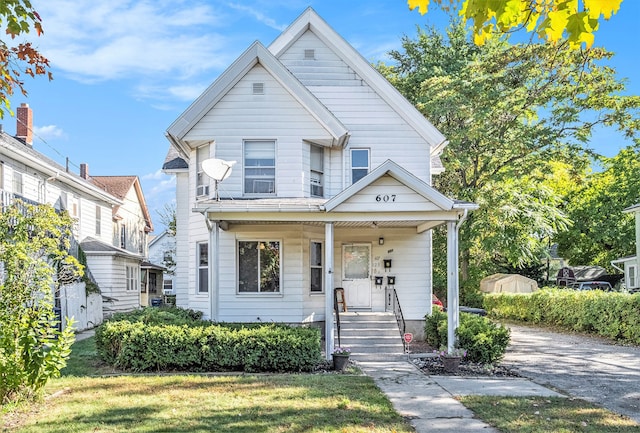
top-left (1, 103), bottom-right (153, 323)
top-left (163, 8), bottom-right (476, 355)
top-left (612, 203), bottom-right (640, 292)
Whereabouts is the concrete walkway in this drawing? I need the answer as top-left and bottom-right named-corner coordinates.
top-left (359, 360), bottom-right (561, 433)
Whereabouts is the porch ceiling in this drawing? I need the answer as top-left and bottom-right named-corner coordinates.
top-left (224, 220), bottom-right (443, 229)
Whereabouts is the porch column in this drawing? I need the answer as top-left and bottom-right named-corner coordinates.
top-left (324, 222), bottom-right (335, 360)
top-left (446, 220), bottom-right (459, 352)
top-left (208, 221), bottom-right (220, 321)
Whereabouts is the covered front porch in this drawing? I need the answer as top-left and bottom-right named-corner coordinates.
top-left (195, 161), bottom-right (477, 359)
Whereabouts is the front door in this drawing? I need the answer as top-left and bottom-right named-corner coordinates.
top-left (342, 244), bottom-right (371, 309)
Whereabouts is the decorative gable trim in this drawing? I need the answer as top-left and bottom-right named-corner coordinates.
top-left (269, 7), bottom-right (446, 156)
top-left (324, 159), bottom-right (455, 212)
top-left (166, 41), bottom-right (349, 150)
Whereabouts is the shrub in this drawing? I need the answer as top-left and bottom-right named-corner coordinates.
top-left (95, 308), bottom-right (321, 372)
top-left (484, 288), bottom-right (640, 345)
top-left (424, 311), bottom-right (510, 364)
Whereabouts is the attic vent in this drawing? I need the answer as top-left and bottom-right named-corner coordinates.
top-left (252, 82), bottom-right (264, 95)
top-left (304, 49), bottom-right (315, 60)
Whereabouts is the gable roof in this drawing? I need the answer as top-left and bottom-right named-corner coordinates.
top-left (324, 159), bottom-right (476, 212)
top-left (80, 236), bottom-right (143, 259)
top-left (91, 175), bottom-right (154, 233)
top-left (0, 131), bottom-right (121, 205)
top-left (623, 203), bottom-right (640, 214)
top-left (166, 40), bottom-right (349, 155)
top-left (269, 7), bottom-right (447, 155)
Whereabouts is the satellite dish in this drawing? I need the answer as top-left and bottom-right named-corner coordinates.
top-left (202, 158), bottom-right (236, 181)
top-left (201, 159), bottom-right (236, 200)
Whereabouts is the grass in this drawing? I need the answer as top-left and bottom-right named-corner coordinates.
top-left (460, 396), bottom-right (640, 433)
top-left (1, 337), bottom-right (413, 433)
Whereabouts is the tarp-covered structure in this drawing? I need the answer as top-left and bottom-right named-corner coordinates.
top-left (480, 273), bottom-right (539, 294)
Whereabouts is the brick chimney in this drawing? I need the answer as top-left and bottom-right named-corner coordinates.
top-left (80, 163), bottom-right (89, 179)
top-left (16, 103), bottom-right (33, 146)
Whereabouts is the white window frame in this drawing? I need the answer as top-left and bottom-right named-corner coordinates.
top-left (95, 206), bottom-right (101, 235)
top-left (629, 264), bottom-right (638, 288)
top-left (310, 240), bottom-right (323, 294)
top-left (310, 145), bottom-right (324, 198)
top-left (197, 242), bottom-right (209, 294)
top-left (125, 265), bottom-right (138, 291)
top-left (196, 144), bottom-right (210, 198)
top-left (12, 171), bottom-right (23, 195)
top-left (350, 148), bottom-right (370, 184)
top-left (120, 224), bottom-right (126, 249)
top-left (243, 140), bottom-right (276, 196)
top-left (163, 278), bottom-right (173, 291)
top-left (237, 240), bottom-right (281, 294)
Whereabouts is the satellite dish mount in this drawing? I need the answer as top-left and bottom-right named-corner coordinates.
top-left (201, 158), bottom-right (237, 201)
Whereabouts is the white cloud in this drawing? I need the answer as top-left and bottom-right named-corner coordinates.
top-left (33, 124), bottom-right (66, 141)
top-left (226, 3), bottom-right (288, 31)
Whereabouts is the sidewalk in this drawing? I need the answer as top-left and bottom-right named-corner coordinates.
top-left (359, 360), bottom-right (562, 433)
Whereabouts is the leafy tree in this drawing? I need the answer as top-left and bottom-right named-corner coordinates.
top-left (0, 0), bottom-right (52, 118)
top-left (0, 201), bottom-right (78, 403)
top-left (407, 0), bottom-right (623, 48)
top-left (156, 202), bottom-right (176, 273)
top-left (378, 21), bottom-right (639, 288)
top-left (555, 145), bottom-right (640, 268)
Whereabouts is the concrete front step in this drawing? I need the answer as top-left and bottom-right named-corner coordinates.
top-left (335, 312), bottom-right (406, 359)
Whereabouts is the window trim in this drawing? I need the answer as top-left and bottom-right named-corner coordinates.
top-left (310, 145), bottom-right (324, 198)
top-left (350, 148), bottom-right (370, 184)
top-left (237, 239), bottom-right (282, 295)
top-left (197, 242), bottom-right (209, 294)
top-left (629, 263), bottom-right (638, 288)
top-left (243, 140), bottom-right (276, 196)
top-left (310, 240), bottom-right (324, 294)
top-left (95, 206), bottom-right (101, 236)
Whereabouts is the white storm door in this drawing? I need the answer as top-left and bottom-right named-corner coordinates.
top-left (342, 244), bottom-right (371, 309)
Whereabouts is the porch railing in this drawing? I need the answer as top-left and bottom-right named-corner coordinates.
top-left (333, 288), bottom-right (341, 347)
top-left (388, 288), bottom-right (406, 342)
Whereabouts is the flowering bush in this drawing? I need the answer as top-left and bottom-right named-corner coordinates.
top-left (332, 346), bottom-right (351, 355)
top-left (435, 347), bottom-right (467, 358)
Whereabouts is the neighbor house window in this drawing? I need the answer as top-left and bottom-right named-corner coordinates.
top-left (351, 148), bottom-right (369, 184)
top-left (238, 241), bottom-right (280, 293)
top-left (310, 241), bottom-right (323, 293)
top-left (310, 145), bottom-right (324, 197)
top-left (244, 140), bottom-right (275, 195)
top-left (126, 265), bottom-right (138, 291)
top-left (95, 206), bottom-right (101, 235)
top-left (120, 224), bottom-right (126, 249)
top-left (196, 144), bottom-right (210, 198)
top-left (138, 230), bottom-right (145, 254)
top-left (629, 264), bottom-right (638, 288)
top-left (197, 242), bottom-right (208, 293)
top-left (163, 278), bottom-right (173, 292)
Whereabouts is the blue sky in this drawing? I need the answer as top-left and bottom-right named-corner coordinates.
top-left (7, 1), bottom-right (639, 233)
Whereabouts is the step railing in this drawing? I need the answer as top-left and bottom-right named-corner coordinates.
top-left (387, 288), bottom-right (406, 345)
top-left (333, 288), bottom-right (341, 347)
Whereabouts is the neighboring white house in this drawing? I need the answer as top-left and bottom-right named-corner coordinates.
top-left (163, 8), bottom-right (476, 356)
top-left (0, 104), bottom-right (122, 329)
top-left (144, 230), bottom-right (176, 306)
top-left (84, 175), bottom-right (154, 315)
top-left (611, 203), bottom-right (640, 291)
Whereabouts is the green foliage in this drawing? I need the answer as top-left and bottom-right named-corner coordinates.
top-left (378, 20), bottom-right (639, 287)
top-left (424, 310), bottom-right (510, 364)
top-left (107, 306), bottom-right (204, 326)
top-left (555, 145), bottom-right (640, 268)
top-left (0, 201), bottom-right (79, 403)
top-left (484, 288), bottom-right (640, 344)
top-left (95, 308), bottom-right (321, 372)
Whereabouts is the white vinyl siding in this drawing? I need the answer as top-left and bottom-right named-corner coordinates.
top-left (243, 140), bottom-right (276, 195)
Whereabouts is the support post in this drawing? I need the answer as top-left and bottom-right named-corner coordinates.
top-left (446, 220), bottom-right (459, 352)
top-left (208, 221), bottom-right (220, 321)
top-left (324, 222), bottom-right (335, 360)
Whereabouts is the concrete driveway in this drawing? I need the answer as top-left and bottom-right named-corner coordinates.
top-left (503, 324), bottom-right (640, 423)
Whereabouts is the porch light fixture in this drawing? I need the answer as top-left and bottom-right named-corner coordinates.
top-left (378, 237), bottom-right (384, 245)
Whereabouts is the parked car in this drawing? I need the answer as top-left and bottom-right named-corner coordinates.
top-left (569, 281), bottom-right (613, 291)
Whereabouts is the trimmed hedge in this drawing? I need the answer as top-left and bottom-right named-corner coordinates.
top-left (483, 288), bottom-right (640, 344)
top-left (425, 309), bottom-right (510, 364)
top-left (95, 308), bottom-right (321, 372)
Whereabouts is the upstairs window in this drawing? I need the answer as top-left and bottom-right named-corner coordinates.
top-left (310, 145), bottom-right (324, 197)
top-left (244, 140), bottom-right (275, 195)
top-left (12, 171), bottom-right (23, 195)
top-left (196, 144), bottom-right (210, 198)
top-left (351, 149), bottom-right (369, 184)
top-left (95, 206), bottom-right (101, 235)
top-left (120, 224), bottom-right (126, 249)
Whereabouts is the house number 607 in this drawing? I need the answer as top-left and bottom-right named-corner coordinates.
top-left (375, 194), bottom-right (396, 202)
